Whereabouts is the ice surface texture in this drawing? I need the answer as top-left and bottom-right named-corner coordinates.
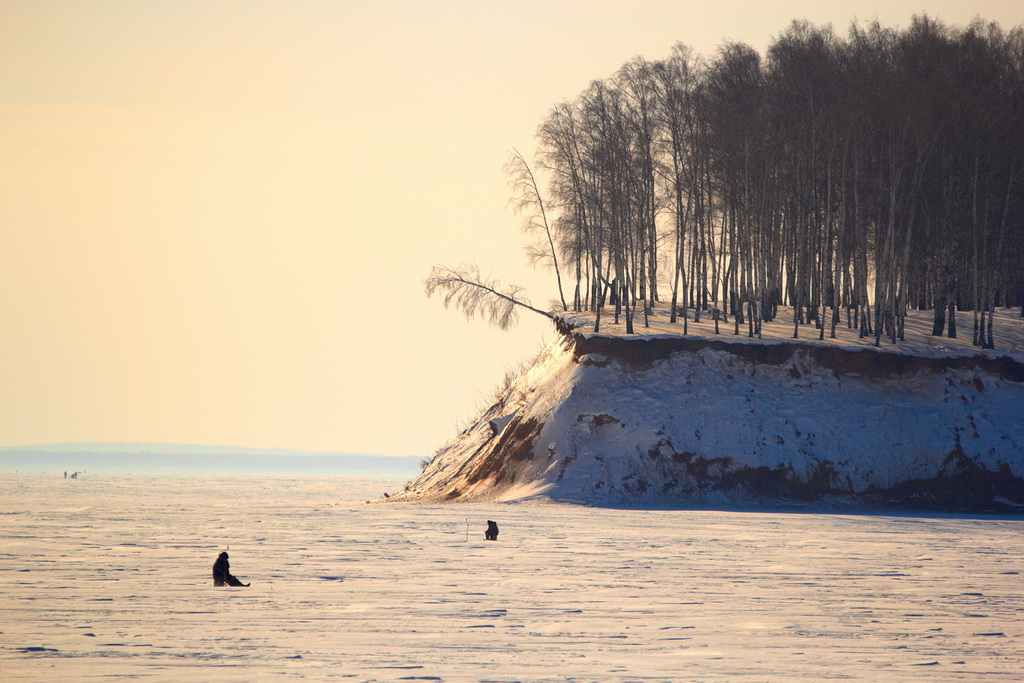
top-left (3, 474), bottom-right (1022, 681)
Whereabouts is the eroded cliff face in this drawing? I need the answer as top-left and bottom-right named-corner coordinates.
top-left (390, 332), bottom-right (1024, 510)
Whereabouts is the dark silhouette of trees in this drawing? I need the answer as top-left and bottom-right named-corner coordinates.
top-left (528, 14), bottom-right (1024, 347)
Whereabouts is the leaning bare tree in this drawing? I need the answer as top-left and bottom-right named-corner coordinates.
top-left (424, 264), bottom-right (556, 330)
top-left (505, 148), bottom-right (568, 311)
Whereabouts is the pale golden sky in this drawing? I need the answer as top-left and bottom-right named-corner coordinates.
top-left (2, 0), bottom-right (1021, 455)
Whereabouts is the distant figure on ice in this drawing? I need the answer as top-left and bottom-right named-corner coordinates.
top-left (485, 520), bottom-right (499, 541)
top-left (212, 551), bottom-right (250, 587)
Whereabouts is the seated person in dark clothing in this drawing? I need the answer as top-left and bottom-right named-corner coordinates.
top-left (212, 551), bottom-right (249, 587)
top-left (485, 520), bottom-right (499, 541)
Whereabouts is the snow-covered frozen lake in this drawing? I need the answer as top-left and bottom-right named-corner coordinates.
top-left (2, 474), bottom-right (1022, 681)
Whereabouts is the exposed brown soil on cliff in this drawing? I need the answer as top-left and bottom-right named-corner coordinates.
top-left (572, 332), bottom-right (1024, 383)
top-left (445, 415), bottom-right (542, 500)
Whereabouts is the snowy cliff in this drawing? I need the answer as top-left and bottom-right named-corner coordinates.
top-left (394, 330), bottom-right (1024, 510)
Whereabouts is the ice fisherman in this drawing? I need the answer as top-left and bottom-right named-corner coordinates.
top-left (212, 551), bottom-right (250, 587)
top-left (485, 520), bottom-right (499, 541)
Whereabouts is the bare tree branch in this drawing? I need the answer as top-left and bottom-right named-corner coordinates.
top-left (424, 264), bottom-right (555, 330)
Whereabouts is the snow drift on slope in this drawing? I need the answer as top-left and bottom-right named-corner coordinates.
top-left (393, 331), bottom-right (1024, 510)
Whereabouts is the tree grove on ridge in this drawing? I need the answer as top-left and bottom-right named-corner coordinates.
top-left (533, 16), bottom-right (1024, 348)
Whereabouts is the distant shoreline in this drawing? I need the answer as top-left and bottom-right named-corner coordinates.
top-left (0, 445), bottom-right (420, 477)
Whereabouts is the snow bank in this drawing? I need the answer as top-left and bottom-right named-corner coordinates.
top-left (394, 318), bottom-right (1024, 510)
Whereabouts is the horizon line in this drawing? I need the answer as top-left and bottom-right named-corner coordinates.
top-left (0, 441), bottom-right (421, 458)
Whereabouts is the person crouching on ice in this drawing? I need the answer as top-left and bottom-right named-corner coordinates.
top-left (212, 551), bottom-right (250, 587)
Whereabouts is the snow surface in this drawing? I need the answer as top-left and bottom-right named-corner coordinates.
top-left (399, 306), bottom-right (1024, 506)
top-left (2, 474), bottom-right (1022, 681)
top-left (559, 305), bottom-right (1024, 360)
